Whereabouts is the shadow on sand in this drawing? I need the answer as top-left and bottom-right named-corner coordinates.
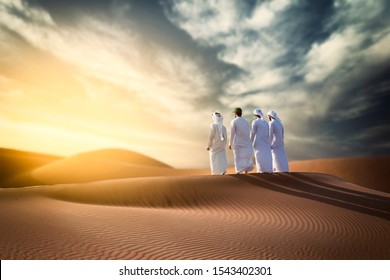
top-left (234, 172), bottom-right (390, 221)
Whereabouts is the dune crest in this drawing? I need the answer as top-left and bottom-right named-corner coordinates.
top-left (68, 149), bottom-right (172, 168)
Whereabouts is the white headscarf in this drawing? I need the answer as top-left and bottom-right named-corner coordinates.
top-left (267, 110), bottom-right (281, 122)
top-left (212, 112), bottom-right (225, 141)
top-left (253, 108), bottom-right (264, 119)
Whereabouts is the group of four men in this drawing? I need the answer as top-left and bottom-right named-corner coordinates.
top-left (207, 107), bottom-right (289, 175)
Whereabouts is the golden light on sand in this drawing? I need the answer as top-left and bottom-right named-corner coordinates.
top-left (1, 152), bottom-right (389, 259)
top-left (1, 0), bottom-right (390, 267)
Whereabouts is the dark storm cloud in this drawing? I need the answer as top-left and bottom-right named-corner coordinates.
top-left (319, 67), bottom-right (390, 157)
top-left (303, 0), bottom-right (390, 158)
top-left (272, 0), bottom-right (335, 66)
top-left (257, 0), bottom-right (390, 159)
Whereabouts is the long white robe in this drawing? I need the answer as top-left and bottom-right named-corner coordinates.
top-left (251, 118), bottom-right (273, 173)
top-left (269, 118), bottom-right (289, 172)
top-left (208, 123), bottom-right (227, 175)
top-left (229, 117), bottom-right (254, 173)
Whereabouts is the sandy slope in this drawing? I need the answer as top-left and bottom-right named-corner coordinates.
top-left (1, 173), bottom-right (389, 260)
top-left (1, 148), bottom-right (389, 259)
top-left (290, 156), bottom-right (390, 193)
top-left (3, 148), bottom-right (388, 192)
top-left (0, 148), bottom-right (62, 183)
top-left (1, 148), bottom-right (208, 187)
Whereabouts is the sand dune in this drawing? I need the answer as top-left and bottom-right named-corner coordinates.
top-left (0, 148), bottom-right (62, 183)
top-left (1, 148), bottom-right (208, 187)
top-left (67, 149), bottom-right (172, 168)
top-left (3, 148), bottom-right (387, 192)
top-left (8, 162), bottom-right (207, 187)
top-left (1, 148), bottom-right (389, 259)
top-left (0, 173), bottom-right (389, 260)
top-left (290, 156), bottom-right (390, 193)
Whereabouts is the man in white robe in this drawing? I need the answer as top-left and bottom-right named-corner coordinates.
top-left (229, 108), bottom-right (254, 174)
top-left (250, 108), bottom-right (273, 173)
top-left (267, 110), bottom-right (289, 172)
top-left (207, 112), bottom-right (227, 175)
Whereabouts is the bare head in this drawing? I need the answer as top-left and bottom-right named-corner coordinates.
top-left (233, 107), bottom-right (242, 117)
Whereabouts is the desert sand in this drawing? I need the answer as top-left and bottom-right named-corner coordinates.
top-left (0, 148), bottom-right (62, 184)
top-left (0, 148), bottom-right (389, 259)
top-left (290, 157), bottom-right (390, 193)
top-left (1, 148), bottom-right (207, 187)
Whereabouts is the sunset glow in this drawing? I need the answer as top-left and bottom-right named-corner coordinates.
top-left (1, 0), bottom-right (389, 168)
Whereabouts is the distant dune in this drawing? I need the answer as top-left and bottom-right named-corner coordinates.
top-left (69, 149), bottom-right (172, 168)
top-left (1, 148), bottom-right (207, 187)
top-left (0, 148), bottom-right (62, 183)
top-left (290, 156), bottom-right (389, 193)
top-left (0, 172), bottom-right (389, 259)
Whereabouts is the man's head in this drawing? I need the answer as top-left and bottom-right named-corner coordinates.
top-left (253, 108), bottom-right (263, 119)
top-left (212, 112), bottom-right (223, 124)
top-left (233, 107), bottom-right (242, 117)
top-left (267, 110), bottom-right (280, 122)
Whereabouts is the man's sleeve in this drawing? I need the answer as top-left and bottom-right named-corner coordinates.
top-left (208, 124), bottom-right (215, 148)
top-left (269, 122), bottom-right (274, 147)
top-left (250, 121), bottom-right (256, 144)
top-left (229, 121), bottom-right (235, 147)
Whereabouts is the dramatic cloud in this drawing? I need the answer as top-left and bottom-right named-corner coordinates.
top-left (0, 0), bottom-right (389, 167)
top-left (0, 0), bottom-right (222, 167)
top-left (165, 0), bottom-right (390, 160)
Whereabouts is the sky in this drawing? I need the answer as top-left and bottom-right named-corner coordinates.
top-left (0, 0), bottom-right (389, 168)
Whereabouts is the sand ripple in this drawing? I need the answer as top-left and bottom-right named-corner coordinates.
top-left (1, 173), bottom-right (389, 259)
